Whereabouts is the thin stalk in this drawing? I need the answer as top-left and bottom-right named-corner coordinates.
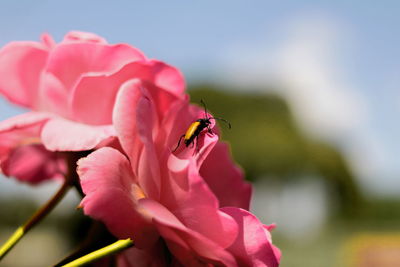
top-left (60, 238), bottom-right (133, 267)
top-left (53, 221), bottom-right (117, 266)
top-left (0, 180), bottom-right (71, 260)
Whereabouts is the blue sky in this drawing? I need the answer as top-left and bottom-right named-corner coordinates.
top-left (0, 1), bottom-right (399, 196)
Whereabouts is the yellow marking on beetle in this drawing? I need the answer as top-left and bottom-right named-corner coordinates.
top-left (184, 121), bottom-right (201, 140)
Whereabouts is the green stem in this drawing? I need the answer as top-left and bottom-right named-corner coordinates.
top-left (61, 238), bottom-right (133, 267)
top-left (0, 180), bottom-right (71, 261)
top-left (0, 227), bottom-right (24, 260)
top-left (23, 180), bottom-right (70, 232)
top-left (53, 221), bottom-right (117, 266)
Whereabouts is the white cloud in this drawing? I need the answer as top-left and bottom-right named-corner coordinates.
top-left (220, 15), bottom-right (367, 140)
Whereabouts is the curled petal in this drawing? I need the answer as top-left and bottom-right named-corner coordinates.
top-left (0, 112), bottom-right (51, 162)
top-left (79, 147), bottom-right (158, 248)
top-left (145, 60), bottom-right (185, 96)
top-left (0, 112), bottom-right (61, 183)
top-left (200, 142), bottom-right (252, 210)
top-left (113, 79), bottom-right (161, 199)
top-left (41, 118), bottom-right (116, 151)
top-left (0, 112), bottom-right (51, 133)
top-left (168, 103), bottom-right (218, 167)
top-left (1, 144), bottom-right (65, 184)
top-left (62, 31), bottom-right (108, 44)
top-left (0, 41), bottom-right (49, 108)
top-left (139, 198), bottom-right (237, 266)
top-left (112, 79), bottom-right (143, 164)
top-left (221, 207), bottom-right (281, 267)
top-left (70, 60), bottom-right (183, 125)
top-left (163, 156), bottom-right (238, 249)
top-left (45, 42), bottom-right (145, 90)
top-left (117, 242), bottom-right (168, 267)
top-left (40, 33), bottom-right (56, 49)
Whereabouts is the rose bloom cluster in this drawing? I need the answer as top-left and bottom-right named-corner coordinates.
top-left (0, 32), bottom-right (280, 266)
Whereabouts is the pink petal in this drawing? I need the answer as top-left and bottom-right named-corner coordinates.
top-left (45, 42), bottom-right (145, 91)
top-left (112, 79), bottom-right (143, 163)
top-left (41, 118), bottom-right (116, 151)
top-left (62, 31), bottom-right (108, 44)
top-left (112, 79), bottom-right (161, 199)
top-left (171, 126), bottom-right (218, 168)
top-left (0, 41), bottom-right (49, 108)
top-left (117, 242), bottom-right (168, 267)
top-left (264, 223), bottom-right (277, 232)
top-left (1, 144), bottom-right (65, 184)
top-left (0, 112), bottom-right (51, 133)
top-left (40, 33), bottom-right (56, 49)
top-left (139, 198), bottom-right (237, 266)
top-left (135, 93), bottom-right (164, 200)
top-left (37, 72), bottom-right (69, 117)
top-left (0, 112), bottom-right (52, 161)
top-left (145, 59), bottom-right (185, 96)
top-left (200, 142), bottom-right (252, 210)
top-left (0, 112), bottom-right (62, 184)
top-left (157, 97), bottom-right (190, 151)
top-left (163, 156), bottom-right (238, 249)
top-left (221, 207), bottom-right (281, 267)
top-left (78, 147), bottom-right (159, 248)
top-left (168, 103), bottom-right (218, 167)
top-left (70, 60), bottom-right (183, 125)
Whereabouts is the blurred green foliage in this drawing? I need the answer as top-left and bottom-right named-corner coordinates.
top-left (189, 85), bottom-right (362, 216)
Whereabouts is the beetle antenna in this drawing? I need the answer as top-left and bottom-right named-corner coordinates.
top-left (210, 117), bottom-right (231, 129)
top-left (200, 99), bottom-right (209, 120)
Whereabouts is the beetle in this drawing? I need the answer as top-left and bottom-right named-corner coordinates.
top-left (173, 100), bottom-right (231, 152)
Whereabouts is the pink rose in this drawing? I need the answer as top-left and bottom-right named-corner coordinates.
top-left (0, 31), bottom-right (184, 183)
top-left (78, 79), bottom-right (280, 266)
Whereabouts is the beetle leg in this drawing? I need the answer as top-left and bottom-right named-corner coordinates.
top-left (190, 140), bottom-right (194, 149)
top-left (194, 135), bottom-right (200, 155)
top-left (172, 134), bottom-right (185, 152)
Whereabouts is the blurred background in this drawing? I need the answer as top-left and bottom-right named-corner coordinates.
top-left (0, 1), bottom-right (399, 266)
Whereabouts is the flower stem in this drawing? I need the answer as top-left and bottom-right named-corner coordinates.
top-left (60, 238), bottom-right (133, 267)
top-left (53, 221), bottom-right (117, 266)
top-left (0, 227), bottom-right (24, 260)
top-left (0, 180), bottom-right (71, 261)
top-left (23, 180), bottom-right (70, 232)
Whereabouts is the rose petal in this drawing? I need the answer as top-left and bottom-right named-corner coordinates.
top-left (112, 79), bottom-right (143, 164)
top-left (70, 60), bottom-right (183, 125)
top-left (45, 42), bottom-right (145, 90)
top-left (136, 95), bottom-right (162, 199)
top-left (200, 142), bottom-right (252, 210)
top-left (163, 157), bottom-right (238, 249)
top-left (62, 31), bottom-right (108, 44)
top-left (117, 242), bottom-right (168, 267)
top-left (40, 33), bottom-right (56, 49)
top-left (79, 147), bottom-right (158, 248)
top-left (139, 198), bottom-right (237, 266)
top-left (37, 72), bottom-right (69, 117)
top-left (0, 112), bottom-right (51, 162)
top-left (41, 118), bottom-right (116, 151)
top-left (145, 59), bottom-right (185, 96)
top-left (0, 112), bottom-right (51, 133)
top-left (1, 144), bottom-right (65, 184)
top-left (221, 207), bottom-right (281, 267)
top-left (0, 41), bottom-right (49, 108)
top-left (0, 112), bottom-right (61, 183)
top-left (112, 79), bottom-right (161, 199)
top-left (168, 103), bottom-right (218, 167)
